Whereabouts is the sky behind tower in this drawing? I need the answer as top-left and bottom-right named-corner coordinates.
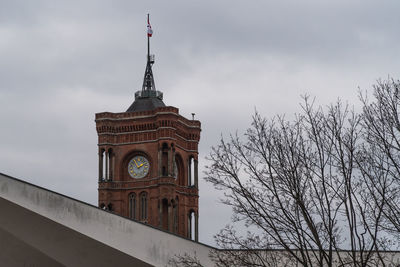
top-left (1, 0), bottom-right (400, 245)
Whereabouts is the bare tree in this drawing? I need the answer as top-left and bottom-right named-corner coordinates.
top-left (204, 95), bottom-right (394, 266)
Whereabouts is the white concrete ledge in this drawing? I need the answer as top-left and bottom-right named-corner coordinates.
top-left (0, 172), bottom-right (215, 266)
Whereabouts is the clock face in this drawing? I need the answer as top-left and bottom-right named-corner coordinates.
top-left (128, 155), bottom-right (150, 179)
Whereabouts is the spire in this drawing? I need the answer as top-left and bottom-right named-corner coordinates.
top-left (142, 14), bottom-right (156, 93)
top-left (126, 14), bottom-right (165, 113)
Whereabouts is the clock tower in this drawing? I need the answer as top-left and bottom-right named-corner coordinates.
top-left (95, 17), bottom-right (200, 240)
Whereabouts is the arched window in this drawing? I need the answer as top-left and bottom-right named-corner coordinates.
top-left (175, 154), bottom-right (184, 185)
top-left (188, 156), bottom-right (195, 186)
top-left (108, 148), bottom-right (113, 181)
top-left (99, 149), bottom-right (106, 181)
top-left (162, 143), bottom-right (169, 176)
top-left (99, 148), bottom-right (114, 181)
top-left (129, 193), bottom-right (136, 219)
top-left (173, 156), bottom-right (178, 179)
top-left (140, 192), bottom-right (148, 221)
top-left (188, 210), bottom-right (195, 240)
top-left (161, 198), bottom-right (168, 230)
top-left (173, 197), bottom-right (179, 233)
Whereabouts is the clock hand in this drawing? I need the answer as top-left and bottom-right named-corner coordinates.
top-left (133, 159), bottom-right (140, 168)
top-left (138, 163), bottom-right (144, 167)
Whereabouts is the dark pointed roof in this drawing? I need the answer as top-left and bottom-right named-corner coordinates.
top-left (126, 92), bottom-right (165, 112)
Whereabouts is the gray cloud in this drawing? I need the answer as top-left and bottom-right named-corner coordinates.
top-left (1, 0), bottom-right (400, 245)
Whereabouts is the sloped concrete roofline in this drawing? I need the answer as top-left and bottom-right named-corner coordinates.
top-left (0, 172), bottom-right (215, 266)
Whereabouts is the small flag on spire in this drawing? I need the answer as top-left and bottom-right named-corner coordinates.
top-left (147, 16), bottom-right (153, 37)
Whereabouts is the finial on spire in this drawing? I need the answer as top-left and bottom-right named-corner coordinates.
top-left (147, 13), bottom-right (153, 58)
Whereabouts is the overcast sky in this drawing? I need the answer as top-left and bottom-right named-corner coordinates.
top-left (1, 0), bottom-right (400, 246)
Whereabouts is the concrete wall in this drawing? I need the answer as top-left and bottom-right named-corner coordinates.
top-left (0, 172), bottom-right (214, 266)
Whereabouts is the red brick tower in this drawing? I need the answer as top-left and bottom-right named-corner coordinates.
top-left (95, 18), bottom-right (200, 240)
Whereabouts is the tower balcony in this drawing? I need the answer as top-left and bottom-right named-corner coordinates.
top-left (134, 90), bottom-right (163, 100)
